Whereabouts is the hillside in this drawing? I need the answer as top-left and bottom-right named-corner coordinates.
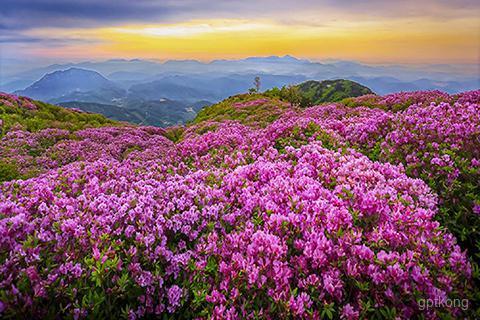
top-left (193, 93), bottom-right (291, 126)
top-left (0, 92), bottom-right (117, 135)
top-left (0, 92), bottom-right (122, 181)
top-left (0, 89), bottom-right (479, 318)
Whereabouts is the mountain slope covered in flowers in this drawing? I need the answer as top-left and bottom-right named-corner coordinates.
top-left (0, 89), bottom-right (479, 319)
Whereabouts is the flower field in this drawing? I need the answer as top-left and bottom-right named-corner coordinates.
top-left (0, 90), bottom-right (479, 319)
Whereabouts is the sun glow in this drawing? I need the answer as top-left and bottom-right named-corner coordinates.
top-left (112, 20), bottom-right (271, 37)
top-left (13, 16), bottom-right (480, 64)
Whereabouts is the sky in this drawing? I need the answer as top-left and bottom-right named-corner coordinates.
top-left (1, 0), bottom-right (479, 66)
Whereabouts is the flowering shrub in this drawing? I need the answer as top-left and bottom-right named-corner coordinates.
top-left (0, 126), bottom-right (172, 181)
top-left (194, 144), bottom-right (471, 319)
top-left (0, 141), bottom-right (472, 319)
top-left (342, 90), bottom-right (453, 111)
top-left (379, 101), bottom-right (480, 264)
top-left (0, 92), bottom-right (37, 110)
top-left (0, 90), bottom-right (479, 318)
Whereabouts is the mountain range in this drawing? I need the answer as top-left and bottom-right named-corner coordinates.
top-left (4, 55), bottom-right (478, 126)
top-left (5, 55), bottom-right (478, 93)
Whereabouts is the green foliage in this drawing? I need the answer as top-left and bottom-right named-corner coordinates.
top-left (265, 85), bottom-right (308, 107)
top-left (163, 126), bottom-right (185, 142)
top-left (0, 160), bottom-right (21, 182)
top-left (274, 122), bottom-right (339, 153)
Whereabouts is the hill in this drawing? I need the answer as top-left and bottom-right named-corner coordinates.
top-left (194, 93), bottom-right (291, 126)
top-left (195, 80), bottom-right (375, 125)
top-left (296, 79), bottom-right (374, 104)
top-left (0, 92), bottom-right (118, 136)
top-left (263, 79), bottom-right (374, 107)
top-left (0, 89), bottom-right (479, 319)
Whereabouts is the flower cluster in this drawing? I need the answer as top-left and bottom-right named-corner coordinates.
top-left (233, 98), bottom-right (271, 109)
top-left (0, 93), bottom-right (37, 110)
top-left (0, 126), bottom-right (173, 179)
top-left (343, 90), bottom-right (454, 111)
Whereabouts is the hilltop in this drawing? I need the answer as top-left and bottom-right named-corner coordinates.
top-left (0, 89), bottom-right (479, 319)
top-left (194, 79), bottom-right (374, 125)
top-left (296, 79), bottom-right (373, 104)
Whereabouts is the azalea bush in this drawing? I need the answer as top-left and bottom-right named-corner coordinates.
top-left (0, 90), bottom-right (479, 318)
top-left (379, 100), bottom-right (480, 262)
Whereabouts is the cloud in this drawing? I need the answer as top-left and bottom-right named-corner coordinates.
top-left (0, 0), bottom-right (183, 30)
top-left (0, 30), bottom-right (103, 47)
top-left (1, 0), bottom-right (478, 30)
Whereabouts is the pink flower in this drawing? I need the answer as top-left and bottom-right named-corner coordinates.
top-left (167, 285), bottom-right (183, 313)
top-left (341, 304), bottom-right (359, 320)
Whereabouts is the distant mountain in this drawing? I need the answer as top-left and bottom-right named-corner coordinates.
top-left (6, 56), bottom-right (479, 99)
top-left (131, 73), bottom-right (308, 103)
top-left (120, 98), bottom-right (212, 127)
top-left (350, 76), bottom-right (479, 95)
top-left (59, 98), bottom-right (213, 127)
top-left (296, 79), bottom-right (374, 104)
top-left (242, 55), bottom-right (306, 64)
top-left (15, 68), bottom-right (125, 102)
top-left (129, 81), bottom-right (217, 102)
top-left (58, 101), bottom-right (143, 124)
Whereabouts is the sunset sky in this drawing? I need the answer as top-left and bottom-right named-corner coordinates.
top-left (1, 0), bottom-right (479, 65)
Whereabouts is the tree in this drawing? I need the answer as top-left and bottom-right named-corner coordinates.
top-left (281, 85), bottom-right (302, 107)
top-left (254, 76), bottom-right (261, 92)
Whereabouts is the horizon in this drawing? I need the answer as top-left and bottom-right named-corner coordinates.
top-left (3, 54), bottom-right (479, 79)
top-left (2, 53), bottom-right (478, 98)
